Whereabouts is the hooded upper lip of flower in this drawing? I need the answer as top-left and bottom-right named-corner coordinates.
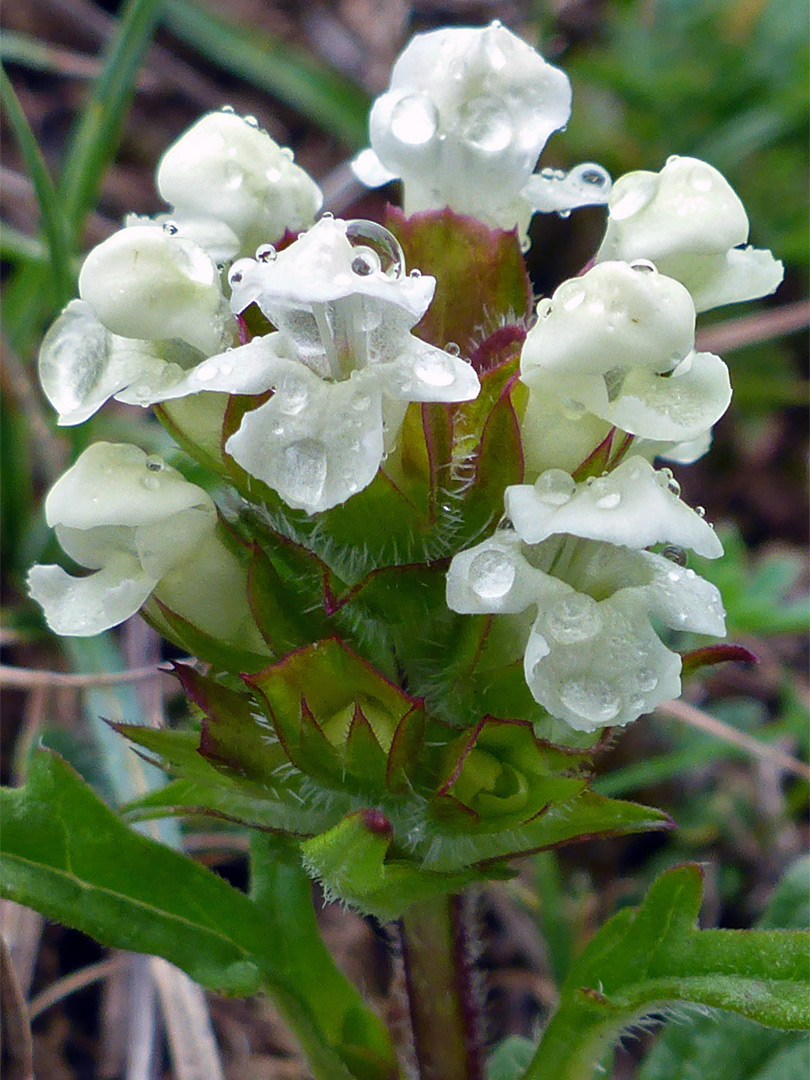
top-left (595, 155), bottom-right (784, 312)
top-left (519, 259), bottom-right (732, 445)
top-left (352, 22), bottom-right (612, 233)
top-left (26, 443), bottom-right (217, 637)
top-left (446, 456), bottom-right (726, 731)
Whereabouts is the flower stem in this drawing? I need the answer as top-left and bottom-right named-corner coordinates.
top-left (399, 891), bottom-right (484, 1080)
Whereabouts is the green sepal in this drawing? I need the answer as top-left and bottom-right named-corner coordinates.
top-left (385, 206), bottom-right (533, 353)
top-left (681, 643), bottom-right (758, 679)
top-left (301, 810), bottom-right (479, 922)
top-left (430, 717), bottom-right (589, 830)
top-left (247, 637), bottom-right (425, 797)
top-left (247, 541), bottom-right (334, 654)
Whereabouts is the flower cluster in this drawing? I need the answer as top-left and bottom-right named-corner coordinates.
top-left (29, 22), bottom-right (782, 740)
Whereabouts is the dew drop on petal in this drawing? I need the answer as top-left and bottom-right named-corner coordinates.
top-left (280, 439), bottom-right (327, 506)
top-left (195, 362), bottom-right (217, 382)
top-left (244, 114), bottom-right (259, 128)
top-left (630, 259), bottom-right (657, 274)
top-left (458, 96), bottom-right (512, 153)
top-left (560, 679), bottom-right (621, 724)
top-left (145, 455), bottom-right (164, 472)
top-left (351, 392), bottom-right (371, 411)
top-left (221, 105), bottom-right (235, 114)
top-left (279, 380), bottom-right (309, 415)
top-left (162, 221), bottom-right (179, 235)
top-left (595, 491), bottom-right (621, 509)
top-left (469, 549), bottom-right (516, 600)
top-left (351, 250), bottom-right (380, 276)
top-left (414, 353), bottom-right (455, 387)
top-left (256, 244), bottom-right (277, 262)
top-left (546, 594), bottom-right (603, 643)
top-left (390, 93), bottom-right (438, 146)
top-left (609, 175), bottom-right (657, 220)
top-left (345, 220), bottom-right (404, 279)
top-left (696, 505), bottom-right (706, 518)
top-left (445, 342), bottom-right (461, 356)
top-left (534, 469), bottom-right (575, 505)
top-left (568, 162), bottom-right (612, 191)
top-left (637, 668), bottom-right (659, 693)
top-left (536, 298), bottom-right (554, 319)
top-left (141, 474), bottom-right (161, 491)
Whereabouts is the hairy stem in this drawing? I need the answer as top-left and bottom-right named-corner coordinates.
top-left (399, 891), bottom-right (484, 1080)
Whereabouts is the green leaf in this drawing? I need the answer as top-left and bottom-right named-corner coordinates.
top-left (524, 864), bottom-right (810, 1080)
top-left (0, 749), bottom-right (393, 1080)
top-left (0, 65), bottom-right (73, 303)
top-left (486, 1036), bottom-right (535, 1080)
top-left (162, 0), bottom-right (369, 147)
top-left (638, 856), bottom-right (810, 1080)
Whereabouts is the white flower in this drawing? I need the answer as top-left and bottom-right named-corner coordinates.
top-left (27, 444), bottom-right (260, 643)
top-left (156, 110), bottom-right (323, 262)
top-left (596, 156), bottom-right (783, 311)
top-left (520, 261), bottom-right (731, 447)
top-left (353, 22), bottom-right (611, 235)
top-left (188, 216), bottom-right (480, 514)
top-left (446, 459), bottom-right (725, 731)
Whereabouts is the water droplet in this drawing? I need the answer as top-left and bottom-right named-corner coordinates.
top-left (280, 439), bottom-right (327, 505)
top-left (691, 172), bottom-right (713, 192)
top-left (195, 362), bottom-right (217, 382)
top-left (414, 353), bottom-right (455, 387)
top-left (445, 342), bottom-right (461, 357)
top-left (220, 105), bottom-right (235, 114)
top-left (670, 354), bottom-right (693, 378)
top-left (534, 469), bottom-right (575, 505)
top-left (569, 163), bottom-right (611, 190)
top-left (469, 549), bottom-right (516, 600)
top-left (279, 380), bottom-right (309, 415)
top-left (559, 283), bottom-right (586, 311)
top-left (409, 268), bottom-right (422, 278)
top-left (541, 166), bottom-right (555, 180)
top-left (560, 397), bottom-right (586, 420)
top-left (637, 668), bottom-right (658, 692)
top-left (630, 259), bottom-right (657, 274)
top-left (244, 114), bottom-right (259, 128)
top-left (141, 474), bottom-right (161, 491)
top-left (662, 545), bottom-right (687, 566)
top-left (537, 298), bottom-right (554, 319)
top-left (557, 209), bottom-right (572, 219)
top-left (162, 221), bottom-right (179, 235)
top-left (520, 235), bottom-right (532, 254)
top-left (696, 505), bottom-right (706, 518)
top-left (609, 175), bottom-right (657, 220)
top-left (390, 93), bottom-right (438, 146)
top-left (458, 96), bottom-right (512, 153)
top-left (560, 679), bottom-right (621, 724)
top-left (145, 455), bottom-right (164, 472)
top-left (345, 220), bottom-right (404, 279)
top-left (595, 491), bottom-right (621, 509)
top-left (256, 243), bottom-right (277, 262)
top-left (229, 268), bottom-right (243, 285)
top-left (546, 594), bottom-right (603, 643)
top-left (351, 392), bottom-right (371, 411)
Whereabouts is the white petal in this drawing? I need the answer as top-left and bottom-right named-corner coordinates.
top-left (506, 456), bottom-right (723, 557)
top-left (680, 246), bottom-right (784, 313)
top-left (523, 162), bottom-right (612, 214)
top-left (143, 335), bottom-right (289, 401)
top-left (445, 533), bottom-right (558, 615)
top-left (38, 301), bottom-right (143, 426)
top-left (380, 338), bottom-right (480, 403)
top-left (526, 588), bottom-right (683, 731)
top-left (351, 148), bottom-right (398, 188)
top-left (79, 226), bottom-right (230, 354)
top-left (45, 443), bottom-right (215, 531)
top-left (27, 556), bottom-right (157, 637)
top-left (520, 386), bottom-right (612, 477)
top-left (642, 550), bottom-right (726, 637)
top-left (521, 263), bottom-right (696, 381)
top-left (157, 111), bottom-right (322, 258)
top-left (225, 368), bottom-right (385, 513)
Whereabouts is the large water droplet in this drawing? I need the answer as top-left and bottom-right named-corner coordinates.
top-left (351, 250), bottom-right (380, 276)
top-left (560, 679), bottom-right (621, 724)
top-left (609, 175), bottom-right (657, 220)
top-left (414, 353), bottom-right (455, 387)
top-left (256, 244), bottom-right (277, 263)
top-left (145, 455), bottom-right (164, 472)
top-left (662, 544), bottom-right (687, 566)
top-left (534, 469), bottom-right (575, 505)
top-left (280, 439), bottom-right (327, 506)
top-left (569, 162), bottom-right (611, 191)
top-left (279, 380), bottom-right (309, 416)
top-left (595, 491), bottom-right (621, 510)
top-left (458, 96), bottom-right (512, 153)
top-left (345, 220), bottom-right (404, 279)
top-left (390, 93), bottom-right (438, 146)
top-left (469, 549), bottom-right (516, 599)
top-left (546, 594), bottom-right (603, 643)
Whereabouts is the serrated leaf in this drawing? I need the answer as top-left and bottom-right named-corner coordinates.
top-left (524, 865), bottom-right (810, 1080)
top-left (0, 749), bottom-right (395, 1080)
